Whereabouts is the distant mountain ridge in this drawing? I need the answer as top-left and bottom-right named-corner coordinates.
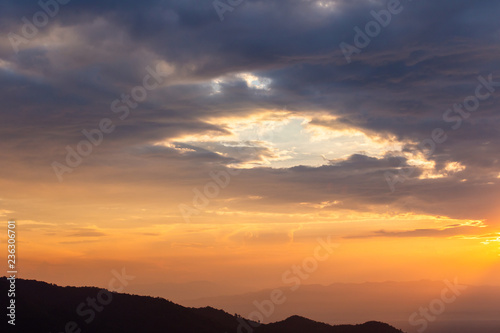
top-left (0, 277), bottom-right (404, 333)
top-left (253, 315), bottom-right (403, 333)
top-left (182, 280), bottom-right (500, 333)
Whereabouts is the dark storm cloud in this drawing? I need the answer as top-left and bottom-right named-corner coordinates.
top-left (1, 0), bottom-right (500, 225)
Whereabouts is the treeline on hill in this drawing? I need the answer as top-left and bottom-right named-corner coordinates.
top-left (0, 277), bottom-right (404, 333)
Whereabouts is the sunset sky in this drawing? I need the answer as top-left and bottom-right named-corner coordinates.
top-left (1, 0), bottom-right (500, 293)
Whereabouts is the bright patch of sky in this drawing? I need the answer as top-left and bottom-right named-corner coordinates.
top-left (210, 72), bottom-right (271, 94)
top-left (159, 112), bottom-right (404, 169)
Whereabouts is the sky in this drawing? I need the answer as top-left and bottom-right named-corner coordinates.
top-left (0, 0), bottom-right (500, 292)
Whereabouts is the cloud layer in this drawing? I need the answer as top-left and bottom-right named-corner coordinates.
top-left (2, 0), bottom-right (500, 240)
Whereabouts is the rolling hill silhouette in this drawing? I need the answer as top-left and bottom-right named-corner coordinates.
top-left (182, 280), bottom-right (500, 333)
top-left (0, 277), bottom-right (404, 332)
top-left (253, 315), bottom-right (404, 333)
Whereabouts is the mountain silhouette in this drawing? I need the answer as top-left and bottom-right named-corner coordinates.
top-left (253, 315), bottom-right (404, 333)
top-left (1, 277), bottom-right (404, 332)
top-left (182, 280), bottom-right (500, 333)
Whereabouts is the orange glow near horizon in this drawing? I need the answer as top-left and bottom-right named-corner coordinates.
top-left (3, 206), bottom-right (499, 291)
